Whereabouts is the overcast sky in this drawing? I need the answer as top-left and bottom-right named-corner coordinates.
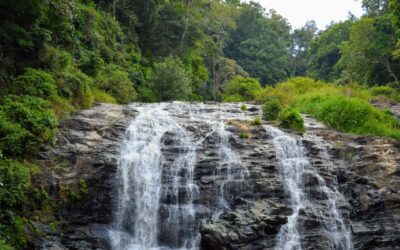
top-left (249, 0), bottom-right (364, 30)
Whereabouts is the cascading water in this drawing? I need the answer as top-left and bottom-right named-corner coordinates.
top-left (212, 121), bottom-right (248, 215)
top-left (264, 125), bottom-right (352, 250)
top-left (109, 104), bottom-right (199, 250)
top-left (108, 103), bottom-right (252, 250)
top-left (107, 102), bottom-right (351, 250)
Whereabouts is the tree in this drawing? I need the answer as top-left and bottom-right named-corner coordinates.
top-left (225, 2), bottom-right (292, 85)
top-left (339, 16), bottom-right (400, 85)
top-left (150, 56), bottom-right (192, 101)
top-left (222, 76), bottom-right (262, 101)
top-left (290, 20), bottom-right (318, 76)
top-left (307, 21), bottom-right (353, 81)
top-left (362, 0), bottom-right (390, 16)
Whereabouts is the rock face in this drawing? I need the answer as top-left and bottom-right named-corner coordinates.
top-left (35, 103), bottom-right (400, 250)
top-left (36, 103), bottom-right (136, 249)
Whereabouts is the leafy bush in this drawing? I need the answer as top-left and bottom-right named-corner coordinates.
top-left (55, 68), bottom-right (94, 109)
top-left (251, 117), bottom-right (262, 125)
top-left (241, 104), bottom-right (247, 111)
top-left (298, 94), bottom-right (400, 139)
top-left (92, 89), bottom-right (117, 104)
top-left (263, 98), bottom-right (283, 121)
top-left (96, 64), bottom-right (137, 104)
top-left (10, 68), bottom-right (57, 99)
top-left (151, 56), bottom-right (192, 101)
top-left (278, 108), bottom-right (305, 133)
top-left (0, 95), bottom-right (58, 157)
top-left (0, 239), bottom-right (13, 250)
top-left (223, 76), bottom-right (262, 102)
top-left (0, 158), bottom-right (32, 248)
top-left (137, 86), bottom-right (158, 103)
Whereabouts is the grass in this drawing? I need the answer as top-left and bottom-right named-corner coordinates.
top-left (251, 117), bottom-right (262, 125)
top-left (256, 77), bottom-right (400, 139)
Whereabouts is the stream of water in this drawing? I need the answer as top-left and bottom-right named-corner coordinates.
top-left (108, 103), bottom-right (352, 250)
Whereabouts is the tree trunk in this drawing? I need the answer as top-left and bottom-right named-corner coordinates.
top-left (383, 58), bottom-right (399, 87)
top-left (113, 0), bottom-right (117, 19)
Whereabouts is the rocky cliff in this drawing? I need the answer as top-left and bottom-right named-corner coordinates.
top-left (34, 103), bottom-right (400, 250)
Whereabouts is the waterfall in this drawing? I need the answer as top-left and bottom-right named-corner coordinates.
top-left (108, 103), bottom-right (250, 250)
top-left (109, 104), bottom-right (199, 250)
top-left (107, 102), bottom-right (351, 250)
top-left (212, 121), bottom-right (249, 217)
top-left (264, 125), bottom-right (352, 250)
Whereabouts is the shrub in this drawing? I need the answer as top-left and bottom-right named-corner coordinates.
top-left (298, 94), bottom-right (400, 139)
top-left (263, 98), bottom-right (283, 121)
top-left (223, 76), bottom-right (262, 102)
top-left (41, 47), bottom-right (74, 72)
top-left (137, 86), bottom-right (158, 103)
top-left (279, 108), bottom-right (305, 133)
top-left (10, 68), bottom-right (57, 99)
top-left (151, 56), bottom-right (192, 101)
top-left (0, 95), bottom-right (58, 157)
top-left (55, 68), bottom-right (94, 109)
top-left (96, 64), bottom-right (137, 104)
top-left (92, 89), bottom-right (117, 104)
top-left (241, 104), bottom-right (247, 111)
top-left (0, 239), bottom-right (13, 250)
top-left (0, 158), bottom-right (32, 248)
top-left (251, 117), bottom-right (262, 125)
top-left (239, 132), bottom-right (250, 139)
top-left (370, 86), bottom-right (397, 96)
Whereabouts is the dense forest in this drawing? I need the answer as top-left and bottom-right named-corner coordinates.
top-left (1, 0), bottom-right (400, 248)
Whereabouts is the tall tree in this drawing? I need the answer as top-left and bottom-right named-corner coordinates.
top-left (339, 16), bottom-right (400, 85)
top-left (307, 21), bottom-right (353, 81)
top-left (290, 20), bottom-right (318, 76)
top-left (225, 2), bottom-right (292, 85)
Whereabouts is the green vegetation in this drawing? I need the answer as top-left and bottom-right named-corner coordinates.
top-left (262, 98), bottom-right (283, 121)
top-left (298, 95), bottom-right (400, 139)
top-left (258, 77), bottom-right (400, 138)
top-left (251, 117), bottom-right (262, 126)
top-left (2, 0), bottom-right (400, 247)
top-left (278, 108), bottom-right (305, 133)
top-left (223, 76), bottom-right (262, 102)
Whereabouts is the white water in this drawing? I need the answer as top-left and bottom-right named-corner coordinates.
top-left (108, 102), bottom-right (351, 250)
top-left (212, 121), bottom-right (249, 217)
top-left (264, 125), bottom-right (352, 250)
top-left (109, 104), bottom-right (199, 250)
top-left (109, 103), bottom-right (253, 250)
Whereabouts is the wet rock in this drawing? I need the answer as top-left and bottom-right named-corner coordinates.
top-left (33, 103), bottom-right (400, 249)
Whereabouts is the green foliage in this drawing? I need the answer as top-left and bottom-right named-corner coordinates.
top-left (92, 89), bottom-right (117, 104)
top-left (298, 94), bottom-right (400, 139)
top-left (225, 2), bottom-right (292, 84)
top-left (370, 85), bottom-right (400, 100)
top-left (263, 98), bottom-right (283, 121)
top-left (307, 21), bottom-right (353, 81)
top-left (278, 108), bottom-right (305, 133)
top-left (251, 117), bottom-right (262, 126)
top-left (339, 15), bottom-right (400, 85)
top-left (239, 132), bottom-right (250, 139)
top-left (151, 56), bottom-right (192, 101)
top-left (0, 95), bottom-right (57, 157)
top-left (0, 239), bottom-right (13, 250)
top-left (96, 64), bottom-right (137, 104)
top-left (0, 158), bottom-right (32, 248)
top-left (10, 68), bottom-right (57, 99)
top-left (223, 76), bottom-right (262, 102)
top-left (137, 86), bottom-right (158, 103)
top-left (240, 104), bottom-right (247, 111)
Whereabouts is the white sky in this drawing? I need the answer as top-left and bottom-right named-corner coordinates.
top-left (249, 0), bottom-right (364, 30)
